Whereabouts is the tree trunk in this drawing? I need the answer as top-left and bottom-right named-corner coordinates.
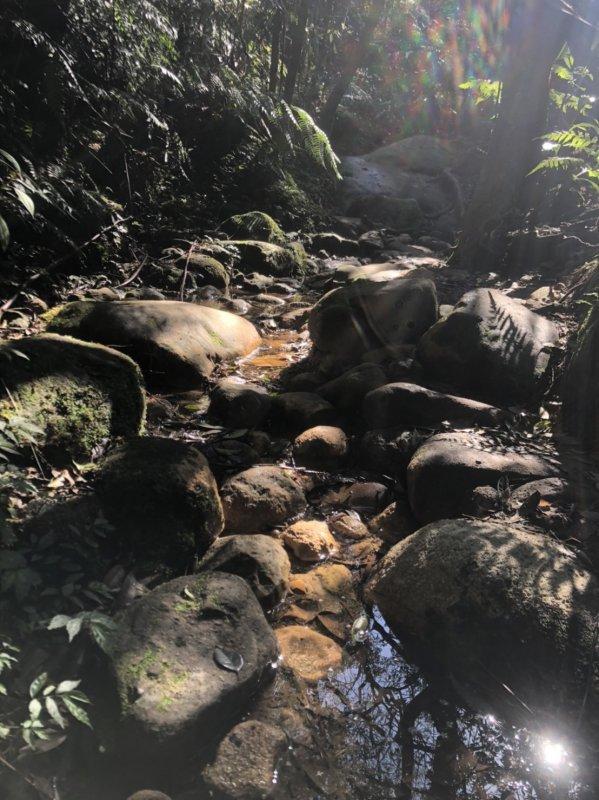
top-left (283, 0), bottom-right (310, 103)
top-left (319, 0), bottom-right (385, 132)
top-left (269, 7), bottom-right (284, 94)
top-left (455, 0), bottom-right (571, 273)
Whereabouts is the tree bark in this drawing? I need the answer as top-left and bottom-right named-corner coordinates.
top-left (269, 7), bottom-right (284, 94)
top-left (455, 0), bottom-right (571, 273)
top-left (319, 0), bottom-right (386, 132)
top-left (283, 0), bottom-right (310, 103)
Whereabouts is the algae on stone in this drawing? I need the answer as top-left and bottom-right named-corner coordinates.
top-left (222, 211), bottom-right (286, 245)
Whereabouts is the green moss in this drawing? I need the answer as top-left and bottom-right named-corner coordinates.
top-left (227, 239), bottom-right (308, 277)
top-left (156, 669), bottom-right (188, 713)
top-left (222, 211), bottom-right (286, 245)
top-left (117, 645), bottom-right (159, 713)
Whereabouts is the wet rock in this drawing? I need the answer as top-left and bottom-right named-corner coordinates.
top-left (101, 573), bottom-right (278, 772)
top-left (276, 626), bottom-right (342, 682)
top-left (46, 300), bottom-right (261, 390)
top-left (328, 511), bottom-right (369, 540)
top-left (360, 428), bottom-right (426, 476)
top-left (278, 306), bottom-right (311, 330)
top-left (0, 334), bottom-right (145, 462)
top-left (309, 274), bottom-right (437, 373)
top-left (221, 211), bottom-right (286, 245)
top-left (198, 534), bottom-right (290, 609)
top-left (209, 378), bottom-right (272, 428)
top-left (366, 519), bottom-right (599, 727)
top-left (363, 382), bottom-right (505, 429)
top-left (281, 563), bottom-right (362, 639)
top-left (270, 392), bottom-right (337, 435)
top-left (317, 364), bottom-right (387, 415)
top-left (293, 425), bottom-right (348, 470)
top-left (221, 466), bottom-right (306, 534)
top-left (282, 520), bottom-right (337, 563)
top-left (407, 430), bottom-right (559, 523)
top-left (368, 500), bottom-right (417, 544)
top-left (318, 481), bottom-right (390, 513)
top-left (203, 719), bottom-right (286, 800)
top-left (417, 289), bottom-right (559, 404)
top-left (227, 241), bottom-right (307, 277)
top-left (96, 437), bottom-right (223, 567)
top-left (309, 232), bottom-right (360, 256)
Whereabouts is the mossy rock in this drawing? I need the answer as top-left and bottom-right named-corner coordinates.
top-left (0, 334), bottom-right (145, 462)
top-left (95, 436), bottom-right (224, 568)
top-left (227, 240), bottom-right (308, 277)
top-left (221, 211), bottom-right (286, 245)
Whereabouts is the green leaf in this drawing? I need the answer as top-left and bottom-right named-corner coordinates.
top-left (48, 614), bottom-right (70, 630)
top-left (66, 616), bottom-right (83, 642)
top-left (14, 186), bottom-right (35, 217)
top-left (0, 723), bottom-right (10, 739)
top-left (0, 214), bottom-right (9, 252)
top-left (62, 696), bottom-right (92, 728)
top-left (56, 679), bottom-right (80, 694)
top-left (45, 696), bottom-right (66, 729)
top-left (28, 698), bottom-right (42, 720)
top-left (0, 683), bottom-right (6, 695)
top-left (29, 672), bottom-right (48, 698)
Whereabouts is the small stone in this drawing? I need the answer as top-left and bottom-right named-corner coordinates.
top-left (293, 425), bottom-right (348, 470)
top-left (276, 626), bottom-right (343, 682)
top-left (221, 466), bottom-right (306, 534)
top-left (127, 792), bottom-right (171, 800)
top-left (209, 378), bottom-right (271, 428)
top-left (328, 511), bottom-right (369, 540)
top-left (368, 501), bottom-right (416, 544)
top-left (282, 520), bottom-right (337, 563)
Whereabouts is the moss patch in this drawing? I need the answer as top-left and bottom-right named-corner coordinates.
top-left (222, 211), bottom-right (286, 245)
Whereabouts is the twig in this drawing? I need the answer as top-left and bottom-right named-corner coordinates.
top-left (179, 241), bottom-right (197, 300)
top-left (115, 255), bottom-right (147, 288)
top-left (0, 216), bottom-right (132, 320)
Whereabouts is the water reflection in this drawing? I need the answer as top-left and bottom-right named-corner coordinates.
top-left (284, 608), bottom-right (594, 800)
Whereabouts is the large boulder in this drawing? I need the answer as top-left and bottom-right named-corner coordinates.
top-left (270, 391), bottom-right (337, 434)
top-left (366, 520), bottom-right (599, 727)
top-left (417, 289), bottom-right (558, 404)
top-left (198, 534), bottom-right (290, 609)
top-left (0, 334), bottom-right (145, 461)
top-left (407, 431), bottom-right (559, 523)
top-left (363, 382), bottom-right (505, 429)
top-left (45, 300), bottom-right (261, 390)
top-left (99, 573), bottom-right (278, 773)
top-left (226, 240), bottom-right (307, 277)
top-left (561, 306), bottom-right (599, 451)
top-left (221, 211), bottom-right (286, 245)
top-left (309, 274), bottom-right (438, 373)
top-left (317, 363), bottom-right (387, 414)
top-left (341, 135), bottom-right (460, 234)
top-left (209, 378), bottom-right (272, 428)
top-left (96, 437), bottom-right (224, 567)
top-left (221, 466), bottom-right (306, 534)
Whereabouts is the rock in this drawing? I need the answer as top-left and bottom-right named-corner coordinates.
top-left (221, 466), bottom-right (306, 534)
top-left (209, 378), bottom-right (272, 428)
top-left (276, 626), bottom-right (342, 683)
top-left (309, 275), bottom-right (437, 373)
top-left (127, 793), bottom-right (171, 800)
top-left (365, 519), bottom-right (599, 727)
top-left (282, 520), bottom-right (337, 563)
top-left (561, 306), bottom-right (599, 451)
top-left (318, 364), bottom-right (387, 415)
top-left (293, 425), bottom-right (348, 470)
top-left (309, 232), bottom-right (360, 256)
top-left (253, 293), bottom-right (286, 306)
top-left (46, 301), bottom-right (261, 390)
top-left (96, 437), bottom-right (223, 567)
top-left (416, 289), bottom-right (559, 404)
top-left (511, 477), bottom-right (571, 508)
top-left (368, 500), bottom-right (417, 544)
top-left (278, 306), bottom-right (311, 330)
top-left (227, 241), bottom-right (307, 277)
top-left (221, 211), bottom-right (286, 245)
top-left (203, 719), bottom-right (286, 800)
top-left (328, 511), bottom-right (369, 540)
top-left (347, 195), bottom-right (423, 232)
top-left (270, 392), bottom-right (337, 435)
top-left (0, 334), bottom-right (145, 462)
top-left (360, 428), bottom-right (426, 476)
top-left (407, 430), bottom-right (559, 523)
top-left (363, 382), bottom-right (505, 429)
top-left (318, 481), bottom-right (390, 513)
top-left (126, 287), bottom-right (166, 301)
top-left (101, 573), bottom-right (278, 771)
top-left (198, 535), bottom-right (290, 609)
top-left (185, 253), bottom-right (230, 292)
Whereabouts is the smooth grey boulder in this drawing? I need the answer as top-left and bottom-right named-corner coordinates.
top-left (309, 274), bottom-right (438, 373)
top-left (363, 382), bottom-right (505, 429)
top-left (407, 430), bottom-right (559, 523)
top-left (46, 300), bottom-right (261, 390)
top-left (417, 289), bottom-right (558, 404)
top-left (366, 519), bottom-right (599, 727)
top-left (100, 573), bottom-right (278, 774)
